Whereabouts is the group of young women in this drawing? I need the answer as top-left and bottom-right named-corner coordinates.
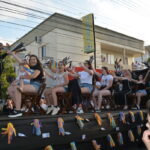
top-left (6, 52), bottom-right (150, 118)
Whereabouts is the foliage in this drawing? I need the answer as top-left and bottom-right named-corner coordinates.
top-left (147, 57), bottom-right (150, 63)
top-left (0, 55), bottom-right (16, 99)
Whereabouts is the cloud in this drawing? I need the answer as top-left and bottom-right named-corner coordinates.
top-left (0, 36), bottom-right (15, 44)
top-left (87, 0), bottom-right (150, 45)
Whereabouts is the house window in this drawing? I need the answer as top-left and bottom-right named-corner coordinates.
top-left (108, 54), bottom-right (114, 64)
top-left (125, 57), bottom-right (128, 65)
top-left (41, 45), bottom-right (46, 59)
top-left (101, 53), bottom-right (107, 62)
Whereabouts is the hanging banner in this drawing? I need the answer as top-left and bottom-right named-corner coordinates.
top-left (82, 14), bottom-right (95, 53)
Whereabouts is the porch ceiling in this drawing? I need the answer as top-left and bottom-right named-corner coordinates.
top-left (101, 43), bottom-right (144, 57)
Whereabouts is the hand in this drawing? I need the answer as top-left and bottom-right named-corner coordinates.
top-left (142, 130), bottom-right (150, 150)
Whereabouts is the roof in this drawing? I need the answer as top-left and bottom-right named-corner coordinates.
top-left (11, 13), bottom-right (144, 50)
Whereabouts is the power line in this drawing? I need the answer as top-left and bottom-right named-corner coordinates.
top-left (30, 0), bottom-right (82, 17)
top-left (0, 1), bottom-right (144, 46)
top-left (0, 0), bottom-right (141, 36)
top-left (0, 6), bottom-right (46, 19)
top-left (31, 0), bottom-right (137, 35)
top-left (0, 14), bottom-right (142, 45)
top-left (0, 11), bottom-right (143, 48)
top-left (0, 13), bottom-right (40, 24)
top-left (0, 24), bottom-right (28, 31)
top-left (0, 0), bottom-right (52, 16)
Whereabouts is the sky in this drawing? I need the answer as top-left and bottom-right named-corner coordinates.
top-left (0, 0), bottom-right (150, 46)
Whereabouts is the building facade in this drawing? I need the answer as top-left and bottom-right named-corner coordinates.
top-left (11, 13), bottom-right (145, 70)
top-left (135, 45), bottom-right (150, 63)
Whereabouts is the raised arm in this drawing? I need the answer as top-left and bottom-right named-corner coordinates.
top-left (113, 76), bottom-right (125, 80)
top-left (45, 70), bottom-right (56, 80)
top-left (68, 72), bottom-right (79, 78)
top-left (143, 69), bottom-right (150, 83)
top-left (20, 70), bottom-right (40, 80)
top-left (92, 67), bottom-right (101, 77)
top-left (8, 51), bottom-right (24, 64)
top-left (131, 78), bottom-right (138, 83)
top-left (79, 63), bottom-right (93, 75)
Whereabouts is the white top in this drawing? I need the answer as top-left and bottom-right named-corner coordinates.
top-left (78, 71), bottom-right (93, 85)
top-left (45, 69), bottom-right (57, 88)
top-left (55, 72), bottom-right (67, 86)
top-left (96, 81), bottom-right (101, 86)
top-left (101, 74), bottom-right (113, 86)
top-left (16, 71), bottom-right (30, 83)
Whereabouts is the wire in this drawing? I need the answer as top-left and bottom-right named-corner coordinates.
top-left (0, 7), bottom-right (142, 45)
top-left (0, 0), bottom-right (52, 16)
top-left (0, 0), bottom-right (141, 36)
top-left (0, 7), bottom-right (46, 19)
top-left (30, 0), bottom-right (138, 35)
top-left (0, 13), bottom-right (40, 24)
top-left (0, 1), bottom-right (145, 49)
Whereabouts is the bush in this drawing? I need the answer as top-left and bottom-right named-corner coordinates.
top-left (0, 55), bottom-right (16, 100)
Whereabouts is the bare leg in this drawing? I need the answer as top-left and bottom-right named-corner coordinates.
top-left (81, 87), bottom-right (90, 94)
top-left (44, 88), bottom-right (54, 106)
top-left (136, 92), bottom-right (147, 106)
top-left (51, 87), bottom-right (66, 106)
top-left (8, 85), bottom-right (15, 99)
top-left (19, 79), bottom-right (24, 92)
top-left (97, 90), bottom-right (111, 109)
top-left (13, 86), bottom-right (21, 110)
top-left (15, 85), bottom-right (37, 110)
top-left (92, 89), bottom-right (99, 109)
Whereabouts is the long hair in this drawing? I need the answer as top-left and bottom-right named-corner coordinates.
top-left (29, 55), bottom-right (44, 75)
top-left (85, 60), bottom-right (92, 70)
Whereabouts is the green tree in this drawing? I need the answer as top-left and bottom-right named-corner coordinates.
top-left (0, 55), bottom-right (16, 100)
top-left (147, 57), bottom-right (150, 63)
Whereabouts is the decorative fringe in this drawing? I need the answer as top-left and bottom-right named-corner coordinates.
top-left (1, 122), bottom-right (16, 144)
top-left (32, 119), bottom-right (41, 136)
top-left (107, 134), bottom-right (115, 147)
top-left (117, 132), bottom-right (124, 145)
top-left (70, 141), bottom-right (77, 150)
top-left (44, 145), bottom-right (53, 150)
top-left (92, 140), bottom-right (101, 150)
top-left (94, 113), bottom-right (102, 126)
top-left (119, 112), bottom-right (126, 124)
top-left (139, 111), bottom-right (144, 121)
top-left (137, 125), bottom-right (142, 136)
top-left (57, 117), bottom-right (65, 136)
top-left (129, 111), bottom-right (135, 123)
top-left (107, 113), bottom-right (116, 128)
top-left (128, 130), bottom-right (135, 142)
top-left (75, 115), bottom-right (84, 129)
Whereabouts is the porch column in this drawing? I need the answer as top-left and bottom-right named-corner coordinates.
top-left (96, 42), bottom-right (102, 69)
top-left (123, 48), bottom-right (126, 64)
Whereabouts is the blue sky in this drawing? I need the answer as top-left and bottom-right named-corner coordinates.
top-left (0, 0), bottom-right (150, 45)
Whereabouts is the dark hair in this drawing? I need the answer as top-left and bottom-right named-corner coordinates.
top-left (84, 60), bottom-right (92, 70)
top-left (102, 66), bottom-right (109, 74)
top-left (29, 55), bottom-right (44, 74)
top-left (58, 61), bottom-right (65, 66)
top-left (147, 100), bottom-right (150, 115)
